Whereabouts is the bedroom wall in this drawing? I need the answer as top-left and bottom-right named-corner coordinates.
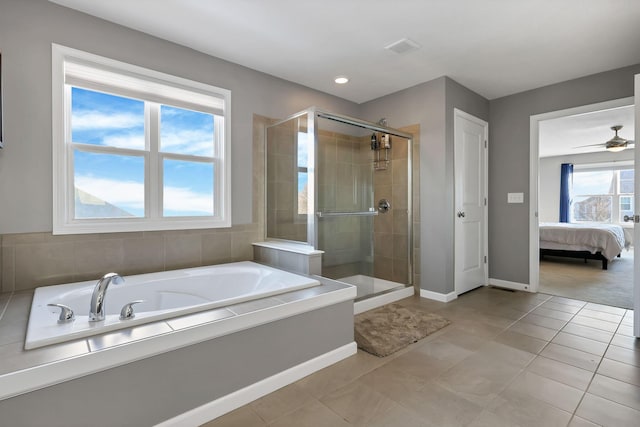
top-left (539, 150), bottom-right (634, 222)
top-left (489, 64), bottom-right (640, 286)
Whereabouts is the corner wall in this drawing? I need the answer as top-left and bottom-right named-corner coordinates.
top-left (361, 77), bottom-right (489, 295)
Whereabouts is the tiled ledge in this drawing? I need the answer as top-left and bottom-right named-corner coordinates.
top-left (0, 277), bottom-right (356, 401)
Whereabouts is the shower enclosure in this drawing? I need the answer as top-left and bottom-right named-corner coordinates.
top-left (265, 107), bottom-right (413, 301)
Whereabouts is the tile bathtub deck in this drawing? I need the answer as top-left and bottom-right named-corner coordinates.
top-left (203, 287), bottom-right (640, 427)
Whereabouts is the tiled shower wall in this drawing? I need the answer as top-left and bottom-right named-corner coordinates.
top-left (319, 124), bottom-right (420, 288)
top-left (265, 118), bottom-right (307, 242)
top-left (372, 128), bottom-right (416, 285)
top-left (0, 115), bottom-right (270, 293)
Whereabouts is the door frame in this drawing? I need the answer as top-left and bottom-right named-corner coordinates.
top-left (454, 108), bottom-right (489, 295)
top-left (634, 74), bottom-right (639, 337)
top-left (528, 96), bottom-right (635, 293)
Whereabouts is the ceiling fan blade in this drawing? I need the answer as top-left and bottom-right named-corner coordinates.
top-left (574, 143), bottom-right (606, 148)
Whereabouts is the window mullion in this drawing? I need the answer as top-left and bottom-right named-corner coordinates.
top-left (148, 103), bottom-right (160, 219)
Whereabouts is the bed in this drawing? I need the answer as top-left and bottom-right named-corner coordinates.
top-left (539, 222), bottom-right (629, 270)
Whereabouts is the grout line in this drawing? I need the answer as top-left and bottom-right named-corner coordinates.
top-left (565, 305), bottom-right (624, 423)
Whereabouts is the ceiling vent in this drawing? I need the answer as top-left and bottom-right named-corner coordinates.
top-left (384, 38), bottom-right (421, 54)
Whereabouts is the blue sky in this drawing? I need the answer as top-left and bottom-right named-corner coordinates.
top-left (297, 131), bottom-right (309, 193)
top-left (71, 87), bottom-right (215, 217)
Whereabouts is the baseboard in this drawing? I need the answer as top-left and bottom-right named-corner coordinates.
top-left (155, 342), bottom-right (357, 427)
top-left (489, 278), bottom-right (531, 292)
top-left (354, 287), bottom-right (415, 314)
top-left (420, 289), bottom-right (458, 302)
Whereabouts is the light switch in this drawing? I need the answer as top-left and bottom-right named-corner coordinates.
top-left (507, 192), bottom-right (524, 204)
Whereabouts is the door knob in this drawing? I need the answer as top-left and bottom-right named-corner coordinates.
top-left (624, 214), bottom-right (639, 223)
top-left (457, 211), bottom-right (465, 218)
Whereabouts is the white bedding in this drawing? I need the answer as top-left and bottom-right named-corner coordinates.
top-left (539, 222), bottom-right (628, 261)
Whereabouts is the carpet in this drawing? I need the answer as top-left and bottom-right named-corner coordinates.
top-left (354, 303), bottom-right (451, 357)
top-left (539, 249), bottom-right (633, 309)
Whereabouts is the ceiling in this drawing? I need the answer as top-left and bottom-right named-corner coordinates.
top-left (539, 104), bottom-right (635, 158)
top-left (50, 0), bottom-right (640, 104)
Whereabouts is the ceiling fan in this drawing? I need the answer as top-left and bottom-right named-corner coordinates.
top-left (576, 125), bottom-right (635, 152)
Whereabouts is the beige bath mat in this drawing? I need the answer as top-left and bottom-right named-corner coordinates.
top-left (354, 303), bottom-right (450, 357)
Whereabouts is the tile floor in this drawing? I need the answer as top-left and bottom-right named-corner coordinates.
top-left (201, 287), bottom-right (640, 427)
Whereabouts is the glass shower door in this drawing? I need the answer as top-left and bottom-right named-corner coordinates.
top-left (315, 118), bottom-right (378, 298)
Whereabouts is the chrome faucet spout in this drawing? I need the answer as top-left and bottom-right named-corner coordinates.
top-left (89, 272), bottom-right (124, 322)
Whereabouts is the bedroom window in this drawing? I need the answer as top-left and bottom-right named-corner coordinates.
top-left (52, 44), bottom-right (231, 234)
top-left (572, 167), bottom-right (634, 225)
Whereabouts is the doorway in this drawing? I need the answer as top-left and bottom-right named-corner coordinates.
top-left (529, 97), bottom-right (635, 309)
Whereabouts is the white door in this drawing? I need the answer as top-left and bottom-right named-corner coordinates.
top-left (634, 74), bottom-right (640, 337)
top-left (454, 109), bottom-right (488, 295)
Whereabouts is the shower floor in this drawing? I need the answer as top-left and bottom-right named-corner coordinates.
top-left (337, 274), bottom-right (406, 299)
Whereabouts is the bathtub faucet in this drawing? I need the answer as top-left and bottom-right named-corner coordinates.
top-left (89, 272), bottom-right (124, 322)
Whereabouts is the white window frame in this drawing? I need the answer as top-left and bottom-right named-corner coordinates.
top-left (52, 44), bottom-right (231, 234)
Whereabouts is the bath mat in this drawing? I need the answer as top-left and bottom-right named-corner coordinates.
top-left (354, 303), bottom-right (450, 357)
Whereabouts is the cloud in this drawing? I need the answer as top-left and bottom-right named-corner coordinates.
top-left (74, 175), bottom-right (213, 215)
top-left (73, 111), bottom-right (143, 130)
top-left (161, 129), bottom-right (214, 157)
top-left (103, 133), bottom-right (146, 150)
top-left (164, 186), bottom-right (213, 214)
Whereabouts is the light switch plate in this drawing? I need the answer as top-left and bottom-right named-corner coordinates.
top-left (507, 192), bottom-right (524, 204)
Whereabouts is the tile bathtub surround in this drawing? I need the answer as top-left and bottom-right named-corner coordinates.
top-left (0, 226), bottom-right (263, 293)
top-left (0, 277), bottom-right (353, 397)
top-left (204, 287), bottom-right (640, 427)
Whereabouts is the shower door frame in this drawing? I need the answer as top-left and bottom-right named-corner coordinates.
top-left (265, 107), bottom-right (414, 286)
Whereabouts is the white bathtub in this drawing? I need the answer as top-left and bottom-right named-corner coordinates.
top-left (25, 261), bottom-right (320, 350)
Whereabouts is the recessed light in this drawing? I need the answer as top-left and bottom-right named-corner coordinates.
top-left (334, 76), bottom-right (349, 84)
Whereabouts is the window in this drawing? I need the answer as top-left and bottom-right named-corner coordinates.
top-left (52, 45), bottom-right (231, 234)
top-left (572, 166), bottom-right (634, 225)
top-left (296, 131), bottom-right (309, 215)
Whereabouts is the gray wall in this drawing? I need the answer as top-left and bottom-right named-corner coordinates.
top-left (361, 77), bottom-right (489, 294)
top-left (539, 150), bottom-right (634, 222)
top-left (0, 301), bottom-right (354, 427)
top-left (2, 0), bottom-right (639, 293)
top-left (0, 0), bottom-right (359, 233)
top-left (489, 64), bottom-right (640, 284)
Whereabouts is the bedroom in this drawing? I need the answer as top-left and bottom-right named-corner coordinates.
top-left (536, 99), bottom-right (635, 308)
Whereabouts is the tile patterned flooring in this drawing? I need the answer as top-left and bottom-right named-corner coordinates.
top-left (202, 287), bottom-right (640, 427)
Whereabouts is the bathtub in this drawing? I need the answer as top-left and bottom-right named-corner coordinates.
top-left (25, 261), bottom-right (321, 350)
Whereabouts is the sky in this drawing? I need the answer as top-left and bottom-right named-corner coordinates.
top-left (71, 87), bottom-right (215, 218)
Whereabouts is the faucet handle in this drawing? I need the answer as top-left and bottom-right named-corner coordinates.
top-left (47, 303), bottom-right (75, 323)
top-left (119, 300), bottom-right (144, 320)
